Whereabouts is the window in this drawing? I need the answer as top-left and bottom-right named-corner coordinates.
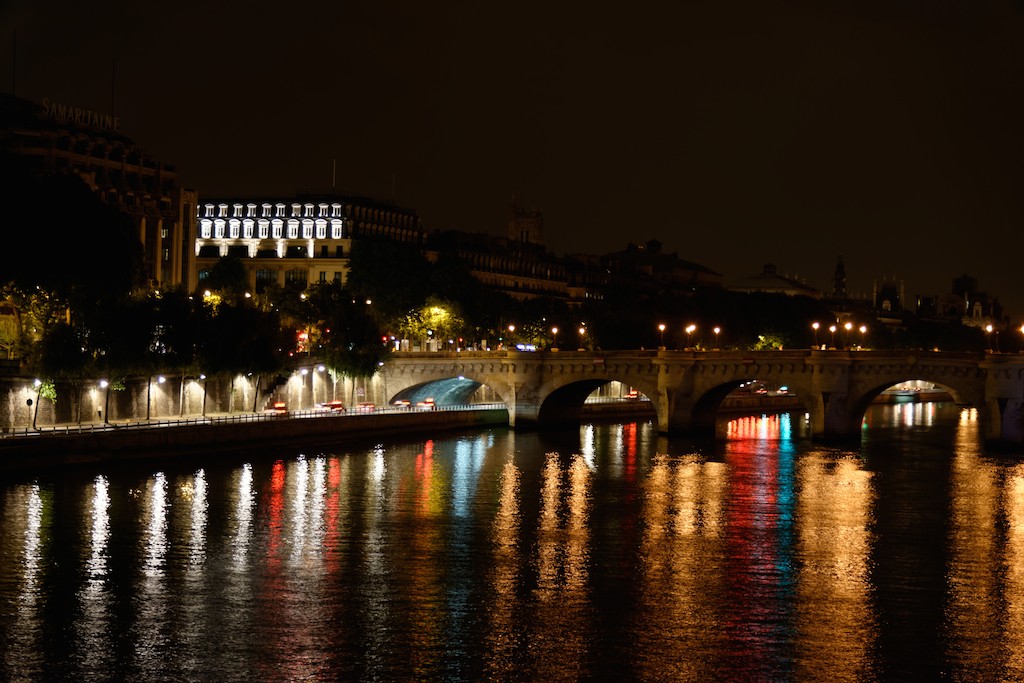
top-left (243, 219), bottom-right (254, 238)
top-left (255, 269), bottom-right (276, 293)
top-left (232, 204), bottom-right (243, 217)
top-left (331, 219), bottom-right (343, 239)
top-left (246, 203), bottom-right (257, 217)
top-left (286, 245), bottom-right (308, 258)
top-left (319, 203), bottom-right (329, 217)
top-left (291, 203), bottom-right (301, 217)
top-left (275, 204), bottom-right (286, 217)
top-left (262, 203), bottom-right (272, 217)
top-left (304, 204), bottom-right (314, 217)
top-left (162, 247), bottom-right (170, 262)
top-left (229, 219), bottom-right (240, 238)
top-left (285, 269), bottom-right (307, 287)
top-left (218, 204), bottom-right (228, 218)
top-left (335, 245), bottom-right (344, 258)
top-left (320, 245), bottom-right (329, 257)
top-left (315, 220), bottom-right (327, 239)
top-left (319, 271), bottom-right (327, 282)
top-left (287, 220), bottom-right (299, 239)
top-left (204, 205), bottom-right (214, 218)
top-left (160, 226), bottom-right (169, 239)
top-left (198, 269), bottom-right (211, 281)
top-left (302, 219), bottom-right (313, 239)
top-left (258, 220), bottom-right (269, 239)
top-left (214, 220), bottom-right (225, 238)
top-left (200, 220), bottom-right (212, 238)
top-left (333, 272), bottom-right (342, 282)
top-left (272, 219), bottom-right (283, 238)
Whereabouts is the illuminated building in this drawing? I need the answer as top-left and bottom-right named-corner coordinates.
top-left (195, 195), bottom-right (423, 292)
top-left (0, 94), bottom-right (197, 290)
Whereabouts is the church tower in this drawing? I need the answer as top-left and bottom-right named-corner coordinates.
top-left (508, 199), bottom-right (544, 248)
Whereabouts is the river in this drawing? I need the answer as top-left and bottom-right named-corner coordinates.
top-left (2, 402), bottom-right (1023, 681)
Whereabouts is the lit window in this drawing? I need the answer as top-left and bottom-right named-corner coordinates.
top-left (246, 204), bottom-right (256, 217)
top-left (160, 226), bottom-right (169, 239)
top-left (262, 203), bottom-right (272, 217)
top-left (258, 220), bottom-right (269, 239)
top-left (233, 204), bottom-right (243, 217)
top-left (315, 220), bottom-right (327, 239)
top-left (331, 219), bottom-right (343, 239)
top-left (243, 219), bottom-right (254, 238)
top-left (304, 204), bottom-right (314, 217)
top-left (214, 219), bottom-right (225, 238)
top-left (204, 205), bottom-right (214, 217)
top-left (302, 220), bottom-right (313, 239)
top-left (291, 203), bottom-right (301, 217)
top-left (229, 219), bottom-right (240, 238)
top-left (162, 247), bottom-right (170, 262)
top-left (272, 219), bottom-right (283, 238)
top-left (331, 203), bottom-right (342, 217)
top-left (199, 219), bottom-right (212, 238)
top-left (276, 204), bottom-right (286, 217)
top-left (319, 203), bottom-right (328, 217)
top-left (287, 220), bottom-right (299, 239)
top-left (218, 204), bottom-right (228, 218)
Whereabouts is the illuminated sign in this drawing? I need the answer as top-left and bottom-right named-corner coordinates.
top-left (40, 97), bottom-right (121, 132)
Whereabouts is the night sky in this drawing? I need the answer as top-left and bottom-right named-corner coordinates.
top-left (3, 1), bottom-right (1023, 318)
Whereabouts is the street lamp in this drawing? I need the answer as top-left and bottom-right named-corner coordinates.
top-left (812, 322), bottom-right (820, 349)
top-left (658, 323), bottom-right (666, 348)
top-left (844, 321), bottom-right (853, 348)
top-left (685, 324), bottom-right (696, 349)
top-left (551, 326), bottom-right (559, 349)
top-left (829, 325), bottom-right (837, 349)
top-left (859, 325), bottom-right (867, 350)
top-left (578, 326), bottom-right (586, 350)
top-left (713, 326), bottom-right (721, 349)
top-left (100, 379), bottom-right (110, 424)
top-left (986, 324), bottom-right (994, 352)
top-left (31, 378), bottom-right (41, 430)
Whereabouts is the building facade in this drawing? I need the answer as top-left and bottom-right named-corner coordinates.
top-left (194, 195), bottom-right (424, 292)
top-left (0, 94), bottom-right (197, 290)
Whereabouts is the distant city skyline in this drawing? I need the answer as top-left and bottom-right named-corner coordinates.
top-left (2, 0), bottom-right (1022, 317)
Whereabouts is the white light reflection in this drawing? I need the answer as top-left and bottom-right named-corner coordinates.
top-left (232, 463), bottom-right (255, 570)
top-left (77, 475), bottom-right (113, 682)
top-left (291, 455), bottom-right (309, 563)
top-left (86, 475), bottom-right (110, 580)
top-left (188, 469), bottom-right (208, 570)
top-left (144, 472), bottom-right (169, 578)
top-left (581, 424), bottom-right (596, 470)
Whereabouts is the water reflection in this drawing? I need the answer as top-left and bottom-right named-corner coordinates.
top-left (3, 408), bottom-right (1024, 680)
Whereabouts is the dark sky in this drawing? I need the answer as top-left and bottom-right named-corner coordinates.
top-left (3, 1), bottom-right (1024, 318)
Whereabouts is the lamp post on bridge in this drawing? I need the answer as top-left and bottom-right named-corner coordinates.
top-left (812, 322), bottom-right (820, 349)
top-left (658, 323), bottom-right (666, 349)
top-left (829, 325), bottom-right (837, 349)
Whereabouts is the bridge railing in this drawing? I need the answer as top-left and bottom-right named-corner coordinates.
top-left (0, 403), bottom-right (509, 440)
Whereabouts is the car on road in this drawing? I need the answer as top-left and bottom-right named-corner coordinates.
top-left (355, 402), bottom-right (376, 413)
top-left (316, 400), bottom-right (346, 412)
top-left (415, 399), bottom-right (436, 411)
top-left (265, 401), bottom-right (288, 415)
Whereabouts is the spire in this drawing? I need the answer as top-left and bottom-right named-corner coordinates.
top-left (832, 255), bottom-right (847, 299)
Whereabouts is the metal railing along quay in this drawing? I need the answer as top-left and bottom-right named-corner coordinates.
top-left (0, 402), bottom-right (509, 440)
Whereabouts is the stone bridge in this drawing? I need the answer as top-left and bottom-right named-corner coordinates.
top-left (381, 349), bottom-right (1024, 444)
